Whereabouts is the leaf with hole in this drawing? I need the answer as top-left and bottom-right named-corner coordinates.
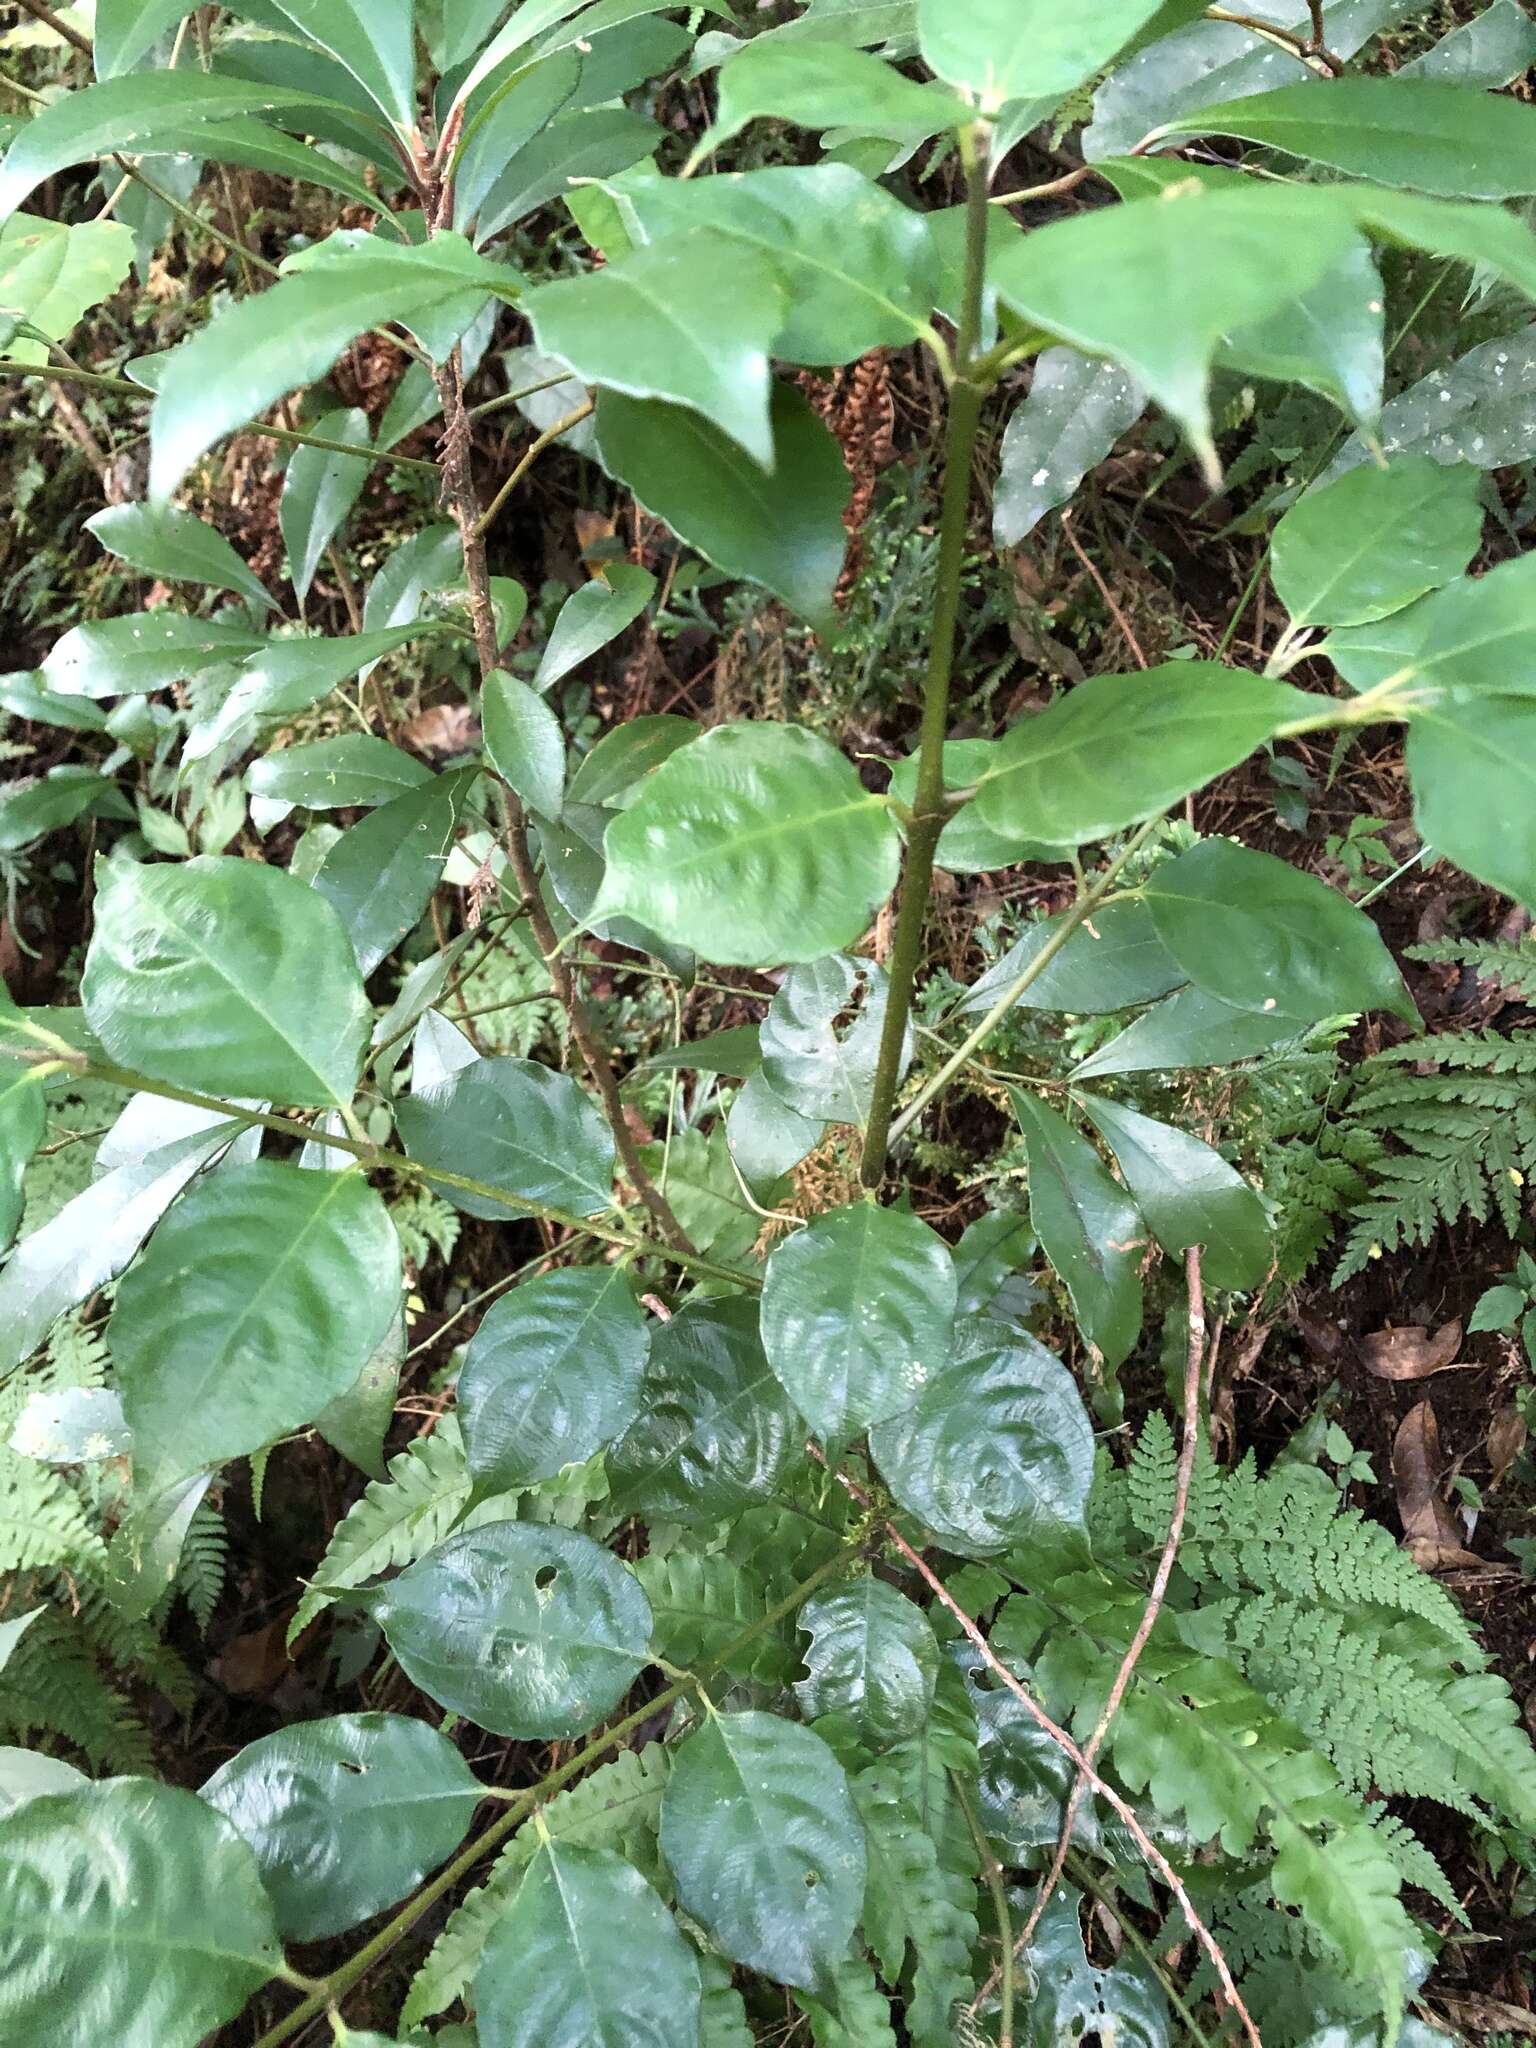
top-left (759, 952), bottom-right (910, 1123)
top-left (396, 1054), bottom-right (615, 1220)
top-left (795, 1576), bottom-right (939, 1752)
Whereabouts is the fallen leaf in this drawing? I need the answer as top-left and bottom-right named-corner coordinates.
top-left (1392, 1401), bottom-right (1482, 1570)
top-left (1359, 1318), bottom-right (1467, 1381)
top-left (210, 1617), bottom-right (293, 1695)
top-left (1488, 1406), bottom-right (1528, 1488)
top-left (400, 701), bottom-right (479, 755)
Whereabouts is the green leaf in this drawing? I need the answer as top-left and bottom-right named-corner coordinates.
top-left (0, 766), bottom-right (131, 853)
top-left (955, 896), bottom-right (1185, 1020)
top-left (1079, 1094), bottom-right (1271, 1290)
top-left (974, 664), bottom-right (1305, 848)
top-left (1021, 1888), bottom-right (1169, 2048)
top-left (953, 1209), bottom-right (1036, 1318)
top-left (484, 669), bottom-right (567, 819)
top-left (612, 163), bottom-right (939, 365)
top-left (991, 183), bottom-right (1364, 475)
top-left (201, 1711), bottom-right (482, 1940)
top-left (637, 1126), bottom-right (769, 1263)
top-left (596, 724), bottom-right (899, 968)
top-left (0, 214), bottom-right (132, 363)
top-left (280, 404), bottom-right (372, 604)
top-left (109, 1160), bottom-right (402, 1488)
top-left (535, 799), bottom-right (688, 964)
top-left (364, 522), bottom-right (464, 625)
top-left (1009, 1088), bottom-right (1144, 1377)
top-left (1140, 839), bottom-right (1417, 1024)
top-left (888, 740), bottom-right (1055, 873)
top-left (1406, 696), bottom-right (1536, 906)
top-left (660, 1711), bottom-right (865, 1991)
top-left (919, 0), bottom-right (1167, 107)
top-left (1071, 983), bottom-right (1304, 1078)
top-left (86, 504), bottom-right (275, 612)
top-left (475, 108), bottom-right (663, 241)
top-left (994, 348), bottom-right (1145, 546)
top-left (245, 734), bottom-right (433, 811)
top-left (596, 382), bottom-right (850, 635)
top-left (533, 564), bottom-right (657, 694)
top-left (726, 1066), bottom-right (825, 1190)
top-left (796, 1576), bottom-right (939, 1752)
top-left (475, 1840), bottom-right (702, 2048)
top-left (0, 1778), bottom-right (280, 2047)
top-left (1221, 237), bottom-right (1386, 431)
top-left (1269, 1816), bottom-right (1411, 2044)
top-left (869, 1313), bottom-right (1096, 1557)
top-left (0, 1061), bottom-right (45, 1251)
top-left (761, 1202), bottom-right (957, 1443)
top-left (41, 612), bottom-right (268, 699)
top-left (1324, 324), bottom-right (1536, 481)
top-left (150, 235), bottom-right (519, 500)
top-left (1402, 0), bottom-right (1536, 86)
top-left (452, 48), bottom-right (583, 229)
top-left (608, 1296), bottom-right (800, 1524)
top-left (396, 1054), bottom-right (615, 1219)
top-left (1271, 457), bottom-right (1483, 628)
top-left (316, 1304), bottom-right (404, 1479)
top-left (0, 1747), bottom-right (85, 1816)
top-left (697, 41), bottom-right (969, 157)
top-left (185, 625), bottom-right (437, 763)
top-left (1326, 551), bottom-right (1536, 701)
top-left (363, 1521), bottom-right (652, 1737)
top-left (314, 767), bottom-right (477, 976)
top-left (530, 233), bottom-right (783, 465)
top-left (1154, 78), bottom-right (1536, 200)
top-left (759, 953), bottom-right (909, 1123)
top-left (225, 0), bottom-right (417, 128)
top-left (459, 1265), bottom-right (649, 1491)
top-left (94, 0), bottom-right (196, 77)
top-left (82, 855), bottom-right (371, 1107)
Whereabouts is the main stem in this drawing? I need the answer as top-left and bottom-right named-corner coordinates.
top-left (861, 124), bottom-right (992, 1187)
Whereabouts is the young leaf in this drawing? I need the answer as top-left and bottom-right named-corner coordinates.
top-left (451, 47), bottom-right (583, 229)
top-left (795, 1577), bottom-right (940, 1752)
top-left (608, 1296), bottom-right (799, 1525)
top-left (659, 1711), bottom-right (865, 1990)
top-left (458, 1265), bottom-right (650, 1491)
top-left (314, 767), bottom-right (478, 976)
top-left (1079, 1094), bottom-right (1271, 1291)
top-left (533, 564), bottom-right (656, 695)
top-left (82, 855), bottom-right (371, 1107)
top-left (484, 669), bottom-right (567, 818)
top-left (1009, 1088), bottom-right (1144, 1377)
top-left (245, 735), bottom-right (432, 811)
top-left (973, 664), bottom-right (1306, 847)
top-left (396, 1054), bottom-right (616, 1219)
top-left (868, 1313), bottom-right (1096, 1557)
top-left (919, 0), bottom-right (1168, 108)
top-left (362, 1522), bottom-right (653, 1737)
top-left (200, 1712), bottom-right (483, 1940)
top-left (1153, 78), bottom-right (1536, 200)
top-left (994, 347), bottom-right (1146, 546)
top-left (1140, 839), bottom-right (1417, 1024)
top-left (475, 1841), bottom-right (702, 2048)
top-left (223, 0), bottom-right (418, 129)
top-left (955, 896), bottom-right (1185, 1020)
top-left (0, 1779), bottom-right (280, 2048)
top-left (1271, 457), bottom-right (1483, 628)
top-left (280, 404), bottom-right (373, 604)
top-left (697, 41), bottom-right (970, 157)
top-left (474, 108), bottom-right (664, 241)
top-left (596, 724), bottom-right (900, 967)
top-left (41, 613), bottom-right (268, 699)
top-left (86, 504), bottom-right (276, 612)
top-left (760, 1202), bottom-right (958, 1443)
top-left (759, 953), bottom-right (910, 1123)
top-left (109, 1161), bottom-right (402, 1488)
top-left (596, 382), bottom-right (850, 635)
top-left (185, 624), bottom-right (438, 762)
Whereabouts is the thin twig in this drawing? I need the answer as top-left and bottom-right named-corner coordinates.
top-left (1020, 1247), bottom-right (1208, 1944)
top-left (991, 164), bottom-right (1096, 207)
top-left (11, 0), bottom-right (91, 55)
top-left (473, 398), bottom-right (595, 540)
top-left (1061, 508), bottom-right (1149, 671)
top-left (955, 1771), bottom-right (1015, 2048)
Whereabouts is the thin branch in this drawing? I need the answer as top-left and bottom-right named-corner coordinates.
top-left (1060, 507), bottom-right (1149, 671)
top-left (473, 398), bottom-right (595, 540)
top-left (1021, 1247), bottom-right (1208, 1944)
top-left (955, 1771), bottom-right (1015, 2048)
top-left (11, 0), bottom-right (92, 56)
top-left (991, 164), bottom-right (1096, 207)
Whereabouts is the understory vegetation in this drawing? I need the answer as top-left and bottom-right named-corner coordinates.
top-left (1, 2), bottom-right (1536, 2045)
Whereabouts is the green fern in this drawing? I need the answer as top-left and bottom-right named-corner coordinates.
top-left (796, 1954), bottom-right (899, 2046)
top-left (633, 1548), bottom-right (798, 1685)
top-left (173, 1495), bottom-right (229, 1635)
top-left (1408, 934), bottom-right (1536, 1005)
top-left (853, 1748), bottom-right (980, 2048)
top-left (698, 1954), bottom-right (753, 2048)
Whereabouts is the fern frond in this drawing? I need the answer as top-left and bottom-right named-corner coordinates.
top-left (173, 1496), bottom-right (229, 1635)
top-left (1269, 1815), bottom-right (1410, 2045)
top-left (0, 1611), bottom-right (154, 1772)
top-left (796, 1955), bottom-right (899, 2046)
top-left (1370, 1813), bottom-right (1463, 1923)
top-left (0, 1447), bottom-right (103, 1574)
top-left (854, 1750), bottom-right (979, 2048)
top-left (632, 1549), bottom-right (797, 1684)
top-left (1408, 935), bottom-right (1536, 1004)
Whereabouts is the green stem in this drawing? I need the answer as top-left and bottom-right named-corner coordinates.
top-left (1063, 1852), bottom-right (1218, 2048)
top-left (955, 1771), bottom-right (1014, 2048)
top-left (249, 1544), bottom-right (857, 2047)
top-left (861, 122), bottom-right (993, 1188)
top-left (115, 154), bottom-right (280, 280)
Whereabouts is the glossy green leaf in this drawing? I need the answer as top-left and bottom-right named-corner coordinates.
top-left (974, 665), bottom-right (1306, 847)
top-left (534, 565), bottom-right (657, 695)
top-left (110, 1161), bottom-right (401, 1488)
top-left (534, 799), bottom-right (688, 964)
top-left (1324, 324), bottom-right (1536, 481)
top-left (608, 1296), bottom-right (799, 1524)
top-left (0, 1778), bottom-right (280, 2046)
top-left (83, 855), bottom-right (371, 1107)
top-left (1221, 237), bottom-right (1386, 430)
top-left (614, 163), bottom-right (939, 365)
top-left (596, 382), bottom-right (850, 635)
top-left (1326, 550), bottom-right (1536, 701)
top-left (93, 0), bottom-right (193, 77)
top-left (761, 1203), bottom-right (957, 1443)
top-left (596, 724), bottom-right (899, 967)
top-left (476, 107), bottom-right (663, 240)
top-left (9, 1384), bottom-right (130, 1463)
top-left (246, 735), bottom-right (432, 811)
top-left (1071, 983), bottom-right (1304, 1078)
top-left (315, 1304), bottom-right (405, 1480)
top-left (995, 348), bottom-right (1145, 547)
top-left (1154, 78), bottom-right (1536, 199)
top-left (0, 1747), bottom-right (85, 1816)
top-left (725, 1066), bottom-right (824, 1189)
top-left (699, 41), bottom-right (969, 156)
top-left (484, 669), bottom-right (566, 819)
top-left (566, 711), bottom-right (698, 807)
top-left (0, 1050), bottom-right (45, 1251)
top-left (1140, 839), bottom-right (1417, 1024)
top-left (974, 1679), bottom-right (1095, 1862)
top-left (42, 612), bottom-right (268, 699)
top-left (315, 767), bottom-right (477, 976)
top-left (887, 741), bottom-right (1055, 873)
top-left (1010, 1088), bottom-right (1144, 1377)
top-left (1402, 0), bottom-right (1536, 86)
top-left (476, 1840), bottom-right (702, 2048)
top-left (459, 1265), bottom-right (650, 1490)
top-left (150, 235), bottom-right (519, 499)
top-left (0, 766), bottom-right (131, 853)
top-left (1079, 1094), bottom-right (1271, 1290)
top-left (397, 1054), bottom-right (615, 1219)
top-left (1407, 696), bottom-right (1536, 906)
top-left (795, 1576), bottom-right (939, 1751)
top-left (225, 0), bottom-right (417, 127)
top-left (452, 47), bottom-right (582, 229)
top-left (201, 1712), bottom-right (480, 1940)
top-left (869, 1313), bottom-right (1096, 1557)
top-left (919, 0), bottom-right (1167, 107)
top-left (363, 1521), bottom-right (652, 1737)
top-left (661, 1711), bottom-right (865, 1990)
top-left (530, 233), bottom-right (783, 465)
top-left (86, 504), bottom-right (275, 612)
top-left (1022, 1889), bottom-right (1169, 2048)
top-left (1272, 457), bottom-right (1483, 628)
top-left (280, 404), bottom-right (372, 604)
top-left (759, 953), bottom-right (910, 1123)
top-left (953, 1209), bottom-right (1037, 1318)
top-left (0, 670), bottom-right (108, 732)
top-left (185, 625), bottom-right (434, 762)
top-left (991, 183), bottom-right (1363, 475)
top-left (955, 897), bottom-right (1185, 1020)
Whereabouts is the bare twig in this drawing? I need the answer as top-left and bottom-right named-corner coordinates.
top-left (1020, 1247), bottom-right (1208, 1944)
top-left (12, 0), bottom-right (92, 56)
top-left (1060, 508), bottom-right (1149, 672)
top-left (473, 398), bottom-right (595, 540)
